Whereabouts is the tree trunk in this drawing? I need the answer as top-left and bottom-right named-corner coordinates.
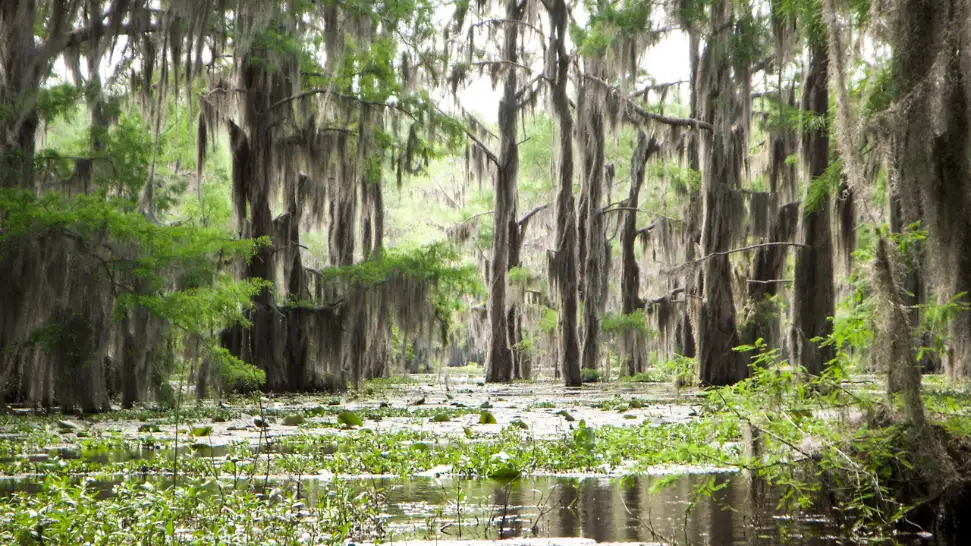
top-left (696, 0), bottom-right (746, 386)
top-left (0, 0), bottom-right (40, 190)
top-left (548, 0), bottom-right (582, 387)
top-left (791, 40), bottom-right (835, 376)
top-left (579, 72), bottom-right (607, 375)
top-left (622, 132), bottom-right (659, 375)
top-left (741, 201), bottom-right (798, 353)
top-left (890, 0), bottom-right (971, 381)
top-left (485, 0), bottom-right (522, 383)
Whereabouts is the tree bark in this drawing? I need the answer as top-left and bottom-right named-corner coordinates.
top-left (791, 40), bottom-right (835, 376)
top-left (741, 201), bottom-right (798, 353)
top-left (622, 132), bottom-right (659, 375)
top-left (0, 0), bottom-right (40, 190)
top-left (548, 0), bottom-right (582, 387)
top-left (696, 0), bottom-right (746, 386)
top-left (485, 0), bottom-right (522, 383)
top-left (579, 72), bottom-right (607, 375)
top-left (890, 0), bottom-right (971, 381)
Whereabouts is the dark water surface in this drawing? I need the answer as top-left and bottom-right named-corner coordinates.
top-left (331, 474), bottom-right (943, 545)
top-left (0, 472), bottom-right (948, 545)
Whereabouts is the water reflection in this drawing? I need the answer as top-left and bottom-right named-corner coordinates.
top-left (0, 472), bottom-right (949, 545)
top-left (297, 474), bottom-right (855, 545)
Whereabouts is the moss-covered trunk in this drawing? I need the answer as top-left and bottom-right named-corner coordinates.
top-left (485, 0), bottom-right (522, 383)
top-left (579, 72), bottom-right (607, 376)
top-left (622, 132), bottom-right (659, 375)
top-left (548, 0), bottom-right (582, 387)
top-left (889, 0), bottom-right (971, 381)
top-left (696, 0), bottom-right (746, 386)
top-left (791, 41), bottom-right (835, 376)
top-left (741, 201), bottom-right (798, 353)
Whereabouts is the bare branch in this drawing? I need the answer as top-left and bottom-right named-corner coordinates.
top-left (648, 287), bottom-right (685, 305)
top-left (265, 88), bottom-right (418, 122)
top-left (463, 210), bottom-right (495, 222)
top-left (431, 104), bottom-right (500, 167)
top-left (473, 60), bottom-right (540, 74)
top-left (518, 203), bottom-right (549, 226)
top-left (600, 205), bottom-right (682, 222)
top-left (515, 74), bottom-right (549, 101)
top-left (632, 80), bottom-right (690, 99)
top-left (678, 242), bottom-right (809, 268)
top-left (470, 18), bottom-right (545, 37)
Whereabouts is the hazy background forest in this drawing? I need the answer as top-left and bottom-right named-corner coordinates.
top-left (2, 0), bottom-right (971, 544)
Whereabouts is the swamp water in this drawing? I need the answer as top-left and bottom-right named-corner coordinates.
top-left (0, 472), bottom-right (949, 545)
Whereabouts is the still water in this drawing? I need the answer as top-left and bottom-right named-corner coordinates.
top-left (301, 474), bottom-right (943, 545)
top-left (0, 472), bottom-right (949, 545)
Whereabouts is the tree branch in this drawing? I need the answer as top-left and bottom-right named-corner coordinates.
top-left (600, 205), bottom-right (681, 222)
top-left (470, 18), bottom-right (545, 37)
top-left (518, 203), bottom-right (549, 226)
top-left (583, 74), bottom-right (714, 131)
top-left (431, 104), bottom-right (500, 167)
top-left (473, 60), bottom-right (540, 74)
top-left (40, 18), bottom-right (159, 68)
top-left (265, 88), bottom-right (417, 122)
top-left (632, 80), bottom-right (690, 99)
top-left (463, 210), bottom-right (495, 223)
top-left (648, 287), bottom-right (685, 305)
top-left (678, 243), bottom-right (809, 268)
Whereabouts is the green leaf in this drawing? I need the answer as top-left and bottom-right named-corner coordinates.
top-left (283, 415), bottom-right (306, 426)
top-left (488, 465), bottom-right (521, 480)
top-left (189, 426), bottom-right (213, 437)
top-left (337, 411), bottom-right (364, 428)
top-left (510, 419), bottom-right (529, 430)
top-left (479, 410), bottom-right (497, 424)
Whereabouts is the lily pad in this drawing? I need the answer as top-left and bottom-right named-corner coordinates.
top-left (509, 419), bottom-right (529, 430)
top-left (283, 415), bottom-right (306, 426)
top-left (138, 424), bottom-right (162, 433)
top-left (479, 410), bottom-right (497, 425)
top-left (190, 426), bottom-right (213, 437)
top-left (337, 411), bottom-right (363, 428)
top-left (57, 420), bottom-right (81, 433)
top-left (430, 413), bottom-right (451, 423)
top-left (488, 464), bottom-right (521, 480)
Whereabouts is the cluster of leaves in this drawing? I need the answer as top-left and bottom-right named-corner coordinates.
top-left (0, 476), bottom-right (376, 545)
top-left (319, 241), bottom-right (483, 331)
top-left (601, 310), bottom-right (649, 334)
top-left (0, 188), bottom-right (269, 389)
